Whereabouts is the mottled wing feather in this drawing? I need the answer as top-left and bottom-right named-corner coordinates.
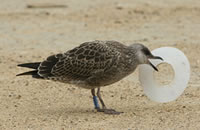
top-left (39, 41), bottom-right (121, 81)
top-left (38, 53), bottom-right (63, 77)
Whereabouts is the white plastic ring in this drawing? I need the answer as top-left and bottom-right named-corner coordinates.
top-left (139, 47), bottom-right (190, 103)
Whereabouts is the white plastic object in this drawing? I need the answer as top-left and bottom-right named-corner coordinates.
top-left (139, 47), bottom-right (190, 103)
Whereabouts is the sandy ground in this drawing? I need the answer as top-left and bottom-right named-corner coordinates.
top-left (0, 0), bottom-right (200, 129)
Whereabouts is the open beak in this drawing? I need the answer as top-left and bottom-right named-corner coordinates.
top-left (148, 55), bottom-right (163, 71)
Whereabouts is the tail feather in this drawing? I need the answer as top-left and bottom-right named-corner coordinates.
top-left (17, 62), bottom-right (41, 69)
top-left (16, 70), bottom-right (38, 76)
top-left (16, 70), bottom-right (43, 79)
top-left (17, 62), bottom-right (43, 79)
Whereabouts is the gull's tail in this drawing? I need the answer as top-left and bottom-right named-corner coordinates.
top-left (16, 62), bottom-right (43, 79)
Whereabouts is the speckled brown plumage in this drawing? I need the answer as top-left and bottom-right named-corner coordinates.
top-left (34, 40), bottom-right (138, 89)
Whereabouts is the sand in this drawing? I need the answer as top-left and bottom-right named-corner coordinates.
top-left (0, 0), bottom-right (200, 129)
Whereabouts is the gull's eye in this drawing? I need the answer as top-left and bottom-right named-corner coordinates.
top-left (142, 48), bottom-right (151, 56)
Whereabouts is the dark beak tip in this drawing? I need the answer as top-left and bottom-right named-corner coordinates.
top-left (155, 56), bottom-right (163, 61)
top-left (149, 62), bottom-right (159, 72)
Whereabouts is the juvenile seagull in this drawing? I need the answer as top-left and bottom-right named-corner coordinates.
top-left (17, 40), bottom-right (162, 114)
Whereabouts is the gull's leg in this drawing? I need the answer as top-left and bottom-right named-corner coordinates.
top-left (91, 89), bottom-right (100, 110)
top-left (96, 88), bottom-right (106, 109)
top-left (96, 88), bottom-right (122, 115)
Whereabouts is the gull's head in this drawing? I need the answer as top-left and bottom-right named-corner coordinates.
top-left (129, 43), bottom-right (163, 71)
